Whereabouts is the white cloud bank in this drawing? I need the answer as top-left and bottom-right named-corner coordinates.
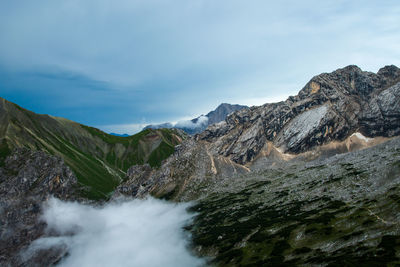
top-left (175, 115), bottom-right (209, 130)
top-left (99, 115), bottom-right (210, 135)
top-left (24, 197), bottom-right (204, 267)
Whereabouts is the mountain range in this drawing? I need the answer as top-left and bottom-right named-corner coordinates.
top-left (144, 103), bottom-right (248, 135)
top-left (115, 65), bottom-right (400, 265)
top-left (116, 65), bottom-right (400, 200)
top-left (1, 65), bottom-right (400, 266)
top-left (0, 98), bottom-right (185, 199)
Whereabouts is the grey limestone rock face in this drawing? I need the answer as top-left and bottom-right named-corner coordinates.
top-left (275, 104), bottom-right (329, 151)
top-left (0, 148), bottom-right (80, 266)
top-left (113, 164), bottom-right (153, 198)
top-left (199, 65), bottom-right (400, 160)
top-left (360, 83), bottom-right (400, 137)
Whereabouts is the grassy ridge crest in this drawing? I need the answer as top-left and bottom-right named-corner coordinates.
top-left (0, 97), bottom-right (185, 199)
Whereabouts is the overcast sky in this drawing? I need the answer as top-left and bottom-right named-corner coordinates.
top-left (1, 0), bottom-right (399, 133)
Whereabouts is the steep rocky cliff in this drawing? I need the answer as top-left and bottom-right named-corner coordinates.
top-left (116, 65), bottom-right (400, 200)
top-left (0, 148), bottom-right (81, 266)
top-left (199, 65), bottom-right (400, 163)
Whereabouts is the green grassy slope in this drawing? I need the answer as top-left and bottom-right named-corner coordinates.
top-left (0, 97), bottom-right (185, 199)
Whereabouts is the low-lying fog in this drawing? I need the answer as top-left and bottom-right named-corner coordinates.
top-left (24, 197), bottom-right (204, 267)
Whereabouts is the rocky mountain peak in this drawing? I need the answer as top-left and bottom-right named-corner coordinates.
top-left (206, 103), bottom-right (248, 125)
top-left (378, 64), bottom-right (400, 77)
top-left (377, 65), bottom-right (400, 87)
top-left (338, 64), bottom-right (363, 73)
top-left (197, 65), bottom-right (400, 163)
top-left (114, 64), bottom-right (400, 204)
top-left (296, 64), bottom-right (400, 102)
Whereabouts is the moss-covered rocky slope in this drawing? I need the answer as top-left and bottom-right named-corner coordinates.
top-left (0, 97), bottom-right (185, 199)
top-left (187, 137), bottom-right (400, 266)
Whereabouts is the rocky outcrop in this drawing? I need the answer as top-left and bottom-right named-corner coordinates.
top-left (206, 103), bottom-right (248, 125)
top-left (114, 138), bottom-right (250, 201)
top-left (114, 164), bottom-right (153, 198)
top-left (0, 148), bottom-right (81, 266)
top-left (117, 65), bottom-right (400, 200)
top-left (360, 82), bottom-right (400, 136)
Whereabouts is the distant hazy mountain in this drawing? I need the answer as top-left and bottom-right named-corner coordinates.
top-left (144, 103), bottom-right (248, 135)
top-left (143, 123), bottom-right (174, 130)
top-left (206, 103), bottom-right (248, 125)
top-left (109, 133), bottom-right (130, 137)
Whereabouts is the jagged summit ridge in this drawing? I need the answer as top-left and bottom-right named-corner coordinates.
top-left (198, 64), bottom-right (400, 163)
top-left (116, 64), bottom-right (400, 200)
